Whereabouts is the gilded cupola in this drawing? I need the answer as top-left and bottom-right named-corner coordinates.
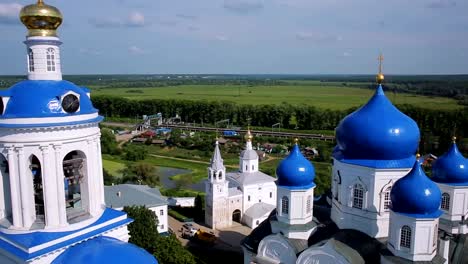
top-left (19, 0), bottom-right (63, 37)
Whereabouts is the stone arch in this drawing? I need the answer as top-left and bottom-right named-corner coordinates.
top-left (232, 209), bottom-right (241, 223)
top-left (29, 154), bottom-right (44, 220)
top-left (0, 154), bottom-right (11, 223)
top-left (63, 150), bottom-right (87, 222)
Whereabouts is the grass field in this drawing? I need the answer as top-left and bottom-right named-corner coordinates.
top-left (91, 83), bottom-right (462, 111)
top-left (102, 159), bottom-right (126, 177)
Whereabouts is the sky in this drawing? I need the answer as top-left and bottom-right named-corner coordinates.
top-left (0, 0), bottom-right (467, 75)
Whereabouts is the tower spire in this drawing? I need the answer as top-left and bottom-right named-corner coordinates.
top-left (376, 53), bottom-right (385, 84)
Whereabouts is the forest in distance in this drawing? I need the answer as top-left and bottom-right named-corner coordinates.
top-left (0, 74), bottom-right (467, 155)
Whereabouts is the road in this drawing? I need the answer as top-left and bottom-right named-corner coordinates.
top-left (168, 215), bottom-right (251, 253)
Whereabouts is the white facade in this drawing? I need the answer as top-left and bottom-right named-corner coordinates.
top-left (387, 211), bottom-right (439, 262)
top-left (205, 139), bottom-right (277, 230)
top-left (330, 159), bottom-right (411, 238)
top-left (0, 124), bottom-right (105, 231)
top-left (25, 36), bottom-right (62, 81)
top-left (436, 183), bottom-right (468, 235)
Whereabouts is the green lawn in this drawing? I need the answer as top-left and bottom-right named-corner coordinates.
top-left (90, 84), bottom-right (462, 111)
top-left (102, 159), bottom-right (126, 177)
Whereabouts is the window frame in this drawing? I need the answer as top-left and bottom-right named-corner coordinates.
top-left (400, 225), bottom-right (412, 249)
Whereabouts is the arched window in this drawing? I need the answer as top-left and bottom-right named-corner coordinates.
top-left (30, 155), bottom-right (44, 220)
top-left (46, 48), bottom-right (56, 72)
top-left (281, 196), bottom-right (289, 215)
top-left (63, 151), bottom-right (87, 222)
top-left (441, 193), bottom-right (450, 210)
top-left (400, 225), bottom-right (412, 249)
top-left (245, 165), bottom-right (248, 171)
top-left (28, 48), bottom-right (35, 72)
top-left (306, 195), bottom-right (312, 214)
top-left (0, 154), bottom-right (12, 223)
top-left (252, 165), bottom-right (254, 171)
top-left (383, 186), bottom-right (392, 212)
top-left (334, 171), bottom-right (342, 201)
top-left (218, 171), bottom-right (222, 180)
top-left (352, 184), bottom-right (364, 209)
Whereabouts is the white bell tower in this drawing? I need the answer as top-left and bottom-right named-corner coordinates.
top-left (205, 140), bottom-right (229, 229)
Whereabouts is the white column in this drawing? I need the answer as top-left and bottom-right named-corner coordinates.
top-left (96, 137), bottom-right (105, 206)
top-left (53, 144), bottom-right (67, 226)
top-left (17, 147), bottom-right (34, 228)
top-left (86, 139), bottom-right (97, 215)
top-left (41, 146), bottom-right (60, 228)
top-left (7, 147), bottom-right (22, 228)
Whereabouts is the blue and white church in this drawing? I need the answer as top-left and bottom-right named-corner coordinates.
top-left (0, 1), bottom-right (158, 263)
top-left (242, 61), bottom-right (468, 263)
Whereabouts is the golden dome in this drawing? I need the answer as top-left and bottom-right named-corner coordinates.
top-left (376, 73), bottom-right (385, 84)
top-left (20, 0), bottom-right (63, 37)
top-left (245, 129), bottom-right (253, 141)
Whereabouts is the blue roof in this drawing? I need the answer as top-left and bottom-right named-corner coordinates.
top-left (0, 80), bottom-right (98, 119)
top-left (391, 161), bottom-right (442, 218)
top-left (276, 144), bottom-right (316, 190)
top-left (52, 236), bottom-right (158, 264)
top-left (432, 142), bottom-right (468, 185)
top-left (334, 85), bottom-right (420, 166)
top-left (333, 146), bottom-right (416, 169)
top-left (0, 208), bottom-right (131, 261)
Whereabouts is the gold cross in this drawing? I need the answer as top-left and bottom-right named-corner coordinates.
top-left (378, 54), bottom-right (384, 74)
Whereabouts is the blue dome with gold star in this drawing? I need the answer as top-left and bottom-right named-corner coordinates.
top-left (333, 85), bottom-right (420, 168)
top-left (432, 140), bottom-right (468, 185)
top-left (276, 143), bottom-right (315, 189)
top-left (391, 161), bottom-right (442, 218)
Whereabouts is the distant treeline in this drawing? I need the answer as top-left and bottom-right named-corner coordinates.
top-left (92, 96), bottom-right (468, 155)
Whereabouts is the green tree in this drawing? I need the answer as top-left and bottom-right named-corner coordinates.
top-left (100, 127), bottom-right (121, 155)
top-left (123, 206), bottom-right (196, 264)
top-left (123, 162), bottom-right (159, 187)
top-left (123, 145), bottom-right (148, 161)
top-left (123, 205), bottom-right (159, 252)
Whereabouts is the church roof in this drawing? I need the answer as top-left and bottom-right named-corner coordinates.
top-left (105, 184), bottom-right (167, 209)
top-left (240, 149), bottom-right (259, 160)
top-left (276, 144), bottom-right (316, 189)
top-left (333, 84), bottom-right (420, 169)
top-left (244, 203), bottom-right (276, 220)
top-left (391, 161), bottom-right (442, 218)
top-left (227, 171), bottom-right (275, 186)
top-left (210, 141), bottom-right (225, 171)
top-left (52, 236), bottom-right (158, 264)
top-left (432, 141), bottom-right (468, 185)
top-left (0, 80), bottom-right (100, 125)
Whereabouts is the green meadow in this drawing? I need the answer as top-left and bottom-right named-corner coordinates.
top-left (91, 83), bottom-right (461, 111)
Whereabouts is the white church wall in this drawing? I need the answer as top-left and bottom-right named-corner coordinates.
top-left (388, 211), bottom-right (438, 262)
top-left (331, 159), bottom-right (411, 238)
top-left (242, 182), bottom-right (276, 214)
top-left (437, 183), bottom-right (468, 234)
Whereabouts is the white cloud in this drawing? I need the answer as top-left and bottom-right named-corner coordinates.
top-left (215, 35), bottom-right (229, 41)
top-left (223, 0), bottom-right (264, 14)
top-left (128, 46), bottom-right (145, 54)
top-left (295, 32), bottom-right (343, 43)
top-left (342, 52), bottom-right (352, 57)
top-left (79, 48), bottom-right (102, 56)
top-left (426, 0), bottom-right (456, 8)
top-left (0, 3), bottom-right (22, 24)
top-left (90, 11), bottom-right (146, 28)
top-left (127, 11), bottom-right (145, 27)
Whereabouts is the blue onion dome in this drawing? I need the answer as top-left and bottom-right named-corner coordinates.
top-left (432, 138), bottom-right (468, 185)
top-left (52, 236), bottom-right (158, 264)
top-left (391, 161), bottom-right (442, 218)
top-left (276, 142), bottom-right (315, 189)
top-left (0, 80), bottom-right (97, 118)
top-left (334, 85), bottom-right (420, 161)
